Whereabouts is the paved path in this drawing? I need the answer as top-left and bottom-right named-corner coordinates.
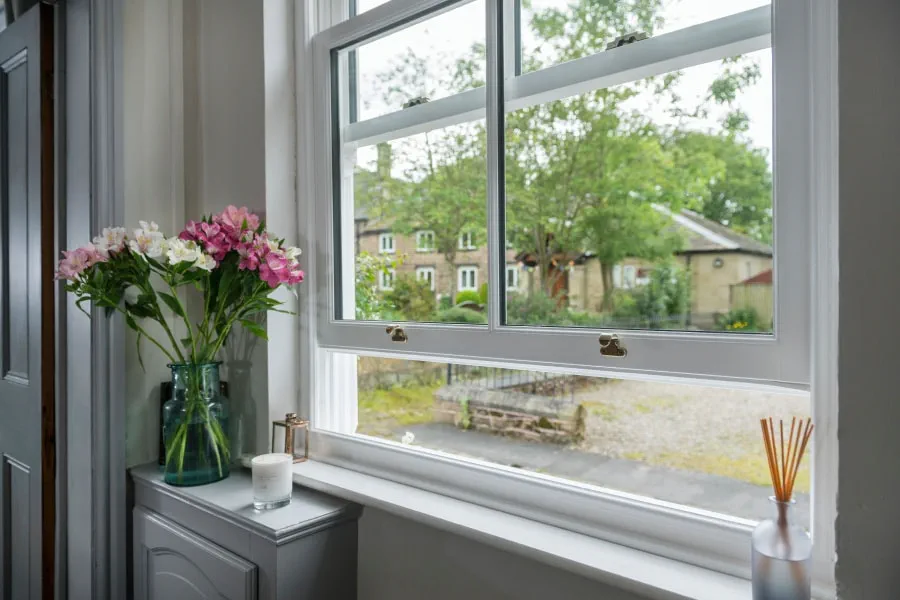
top-left (401, 422), bottom-right (811, 529)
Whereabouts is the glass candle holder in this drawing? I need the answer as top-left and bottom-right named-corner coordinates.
top-left (751, 497), bottom-right (812, 600)
top-left (251, 453), bottom-right (293, 510)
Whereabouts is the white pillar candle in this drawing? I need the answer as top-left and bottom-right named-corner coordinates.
top-left (251, 453), bottom-right (293, 510)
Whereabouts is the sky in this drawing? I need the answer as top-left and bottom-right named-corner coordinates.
top-left (350, 0), bottom-right (773, 175)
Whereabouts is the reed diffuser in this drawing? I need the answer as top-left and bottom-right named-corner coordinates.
top-left (752, 417), bottom-right (814, 600)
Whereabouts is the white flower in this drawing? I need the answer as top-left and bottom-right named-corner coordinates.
top-left (284, 246), bottom-right (302, 261)
top-left (401, 431), bottom-right (415, 445)
top-left (193, 253), bottom-right (217, 272)
top-left (165, 238), bottom-right (201, 265)
top-left (266, 238), bottom-right (280, 253)
top-left (92, 227), bottom-right (127, 256)
top-left (124, 285), bottom-right (141, 305)
top-left (129, 221), bottom-right (167, 258)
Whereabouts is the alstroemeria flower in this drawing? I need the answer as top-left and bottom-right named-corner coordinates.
top-left (129, 221), bottom-right (167, 258)
top-left (92, 227), bottom-right (127, 257)
top-left (216, 205), bottom-right (260, 239)
top-left (194, 253), bottom-right (217, 272)
top-left (166, 238), bottom-right (202, 265)
top-left (55, 243), bottom-right (107, 280)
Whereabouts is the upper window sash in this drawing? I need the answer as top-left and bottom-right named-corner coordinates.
top-left (312, 0), bottom-right (811, 389)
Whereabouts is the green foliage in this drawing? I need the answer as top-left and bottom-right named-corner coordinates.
top-left (628, 263), bottom-right (692, 328)
top-left (436, 307), bottom-right (488, 324)
top-left (355, 251), bottom-right (402, 320)
top-left (719, 307), bottom-right (761, 332)
top-left (478, 282), bottom-right (489, 305)
top-left (506, 291), bottom-right (603, 327)
top-left (355, 0), bottom-right (773, 305)
top-left (454, 290), bottom-right (482, 306)
top-left (438, 295), bottom-right (453, 311)
top-left (384, 274), bottom-right (437, 322)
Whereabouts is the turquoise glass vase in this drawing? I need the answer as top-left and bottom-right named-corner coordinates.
top-left (162, 362), bottom-right (230, 486)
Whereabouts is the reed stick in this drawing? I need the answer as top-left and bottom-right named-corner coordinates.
top-left (760, 416), bottom-right (813, 503)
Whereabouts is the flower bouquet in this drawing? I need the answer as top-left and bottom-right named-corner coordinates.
top-left (58, 206), bottom-right (303, 485)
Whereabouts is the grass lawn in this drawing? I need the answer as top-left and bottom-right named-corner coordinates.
top-left (356, 382), bottom-right (441, 440)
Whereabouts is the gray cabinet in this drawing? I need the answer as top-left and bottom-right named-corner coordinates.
top-left (131, 464), bottom-right (361, 600)
top-left (134, 508), bottom-right (257, 600)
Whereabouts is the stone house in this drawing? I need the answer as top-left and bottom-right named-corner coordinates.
top-left (355, 212), bottom-right (522, 302)
top-left (566, 208), bottom-right (773, 326)
top-left (358, 204), bottom-right (771, 326)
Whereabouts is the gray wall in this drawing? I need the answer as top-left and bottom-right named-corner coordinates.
top-left (835, 0), bottom-right (900, 598)
top-left (358, 509), bottom-right (644, 600)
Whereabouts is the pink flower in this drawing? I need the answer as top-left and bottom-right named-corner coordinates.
top-left (179, 220), bottom-right (202, 242)
top-left (237, 234), bottom-right (271, 272)
top-left (56, 244), bottom-right (107, 280)
top-left (216, 206), bottom-right (260, 241)
top-left (258, 251), bottom-right (290, 288)
top-left (181, 221), bottom-right (232, 263)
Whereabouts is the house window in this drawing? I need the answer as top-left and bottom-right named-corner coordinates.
top-left (623, 265), bottom-right (636, 289)
top-left (416, 230), bottom-right (435, 252)
top-left (379, 233), bottom-right (394, 254)
top-left (416, 266), bottom-right (435, 291)
top-left (612, 265), bottom-right (622, 289)
top-left (458, 266), bottom-right (477, 291)
top-left (312, 0), bottom-right (831, 591)
top-left (378, 269), bottom-right (394, 290)
top-left (506, 265), bottom-right (519, 291)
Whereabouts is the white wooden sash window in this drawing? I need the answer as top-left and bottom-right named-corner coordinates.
top-left (306, 0), bottom-right (835, 594)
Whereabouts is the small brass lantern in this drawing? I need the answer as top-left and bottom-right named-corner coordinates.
top-left (271, 412), bottom-right (309, 463)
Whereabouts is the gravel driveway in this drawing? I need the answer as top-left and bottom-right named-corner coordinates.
top-left (576, 379), bottom-right (811, 491)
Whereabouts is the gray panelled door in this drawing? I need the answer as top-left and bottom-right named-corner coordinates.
top-left (0, 4), bottom-right (53, 600)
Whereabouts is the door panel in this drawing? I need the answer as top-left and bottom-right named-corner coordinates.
top-left (0, 4), bottom-right (53, 599)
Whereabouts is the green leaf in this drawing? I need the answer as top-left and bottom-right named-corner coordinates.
top-left (158, 292), bottom-right (186, 318)
top-left (239, 319), bottom-right (268, 341)
top-left (135, 330), bottom-right (146, 372)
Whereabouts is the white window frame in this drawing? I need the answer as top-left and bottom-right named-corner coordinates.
top-left (457, 266), bottom-right (478, 292)
top-left (506, 264), bottom-right (519, 291)
top-left (304, 0), bottom-right (837, 595)
top-left (623, 265), bottom-right (637, 289)
top-left (458, 231), bottom-right (477, 250)
top-left (378, 232), bottom-right (395, 254)
top-left (416, 265), bottom-right (436, 291)
top-left (379, 268), bottom-right (395, 290)
top-left (416, 230), bottom-right (435, 252)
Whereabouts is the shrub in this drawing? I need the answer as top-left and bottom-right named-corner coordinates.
top-left (477, 282), bottom-right (489, 305)
top-left (385, 274), bottom-right (436, 322)
top-left (630, 263), bottom-right (691, 329)
top-left (719, 307), bottom-right (761, 332)
top-left (436, 307), bottom-right (488, 324)
top-left (455, 290), bottom-right (482, 306)
top-left (438, 295), bottom-right (453, 311)
top-left (506, 291), bottom-right (571, 326)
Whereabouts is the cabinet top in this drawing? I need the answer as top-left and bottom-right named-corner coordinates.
top-left (131, 463), bottom-right (361, 544)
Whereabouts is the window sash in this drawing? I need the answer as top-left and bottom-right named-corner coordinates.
top-left (314, 0), bottom-right (809, 387)
top-left (307, 0), bottom-right (832, 592)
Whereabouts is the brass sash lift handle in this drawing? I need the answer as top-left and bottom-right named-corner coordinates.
top-left (386, 326), bottom-right (408, 343)
top-left (599, 333), bottom-right (627, 358)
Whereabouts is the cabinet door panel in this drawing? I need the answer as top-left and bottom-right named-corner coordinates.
top-left (134, 508), bottom-right (257, 600)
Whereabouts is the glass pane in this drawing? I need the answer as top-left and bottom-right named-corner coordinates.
top-left (353, 0), bottom-right (390, 15)
top-left (518, 0), bottom-right (770, 74)
top-left (346, 120), bottom-right (489, 323)
top-left (504, 50), bottom-right (773, 333)
top-left (350, 0), bottom-right (485, 122)
top-left (348, 353), bottom-right (810, 525)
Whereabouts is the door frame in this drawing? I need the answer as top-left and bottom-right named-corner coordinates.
top-left (58, 0), bottom-right (126, 598)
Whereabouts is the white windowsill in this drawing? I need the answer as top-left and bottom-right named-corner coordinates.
top-left (292, 460), bottom-right (751, 600)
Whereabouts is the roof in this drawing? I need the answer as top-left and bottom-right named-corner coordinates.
top-left (653, 205), bottom-right (773, 256)
top-left (738, 268), bottom-right (773, 285)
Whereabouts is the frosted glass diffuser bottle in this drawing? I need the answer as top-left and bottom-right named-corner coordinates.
top-left (751, 498), bottom-right (811, 599)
